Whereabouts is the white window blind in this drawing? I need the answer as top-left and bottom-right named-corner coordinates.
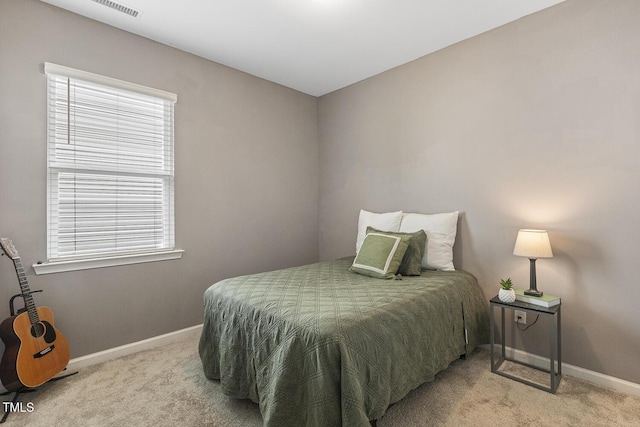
top-left (45, 63), bottom-right (177, 261)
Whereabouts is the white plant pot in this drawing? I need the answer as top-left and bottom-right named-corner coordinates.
top-left (498, 288), bottom-right (516, 303)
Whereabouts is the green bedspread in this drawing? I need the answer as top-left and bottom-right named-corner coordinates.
top-left (199, 257), bottom-right (489, 426)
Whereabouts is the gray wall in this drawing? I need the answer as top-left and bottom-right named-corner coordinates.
top-left (318, 0), bottom-right (640, 384)
top-left (0, 0), bottom-right (318, 357)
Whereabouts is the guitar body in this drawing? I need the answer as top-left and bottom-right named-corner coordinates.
top-left (0, 306), bottom-right (70, 391)
top-left (0, 237), bottom-right (71, 392)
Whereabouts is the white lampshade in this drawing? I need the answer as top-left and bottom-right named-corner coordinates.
top-left (513, 229), bottom-right (553, 259)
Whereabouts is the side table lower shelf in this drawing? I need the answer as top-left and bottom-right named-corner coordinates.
top-left (489, 296), bottom-right (562, 394)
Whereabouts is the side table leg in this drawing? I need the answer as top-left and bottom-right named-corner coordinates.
top-left (558, 306), bottom-right (562, 377)
top-left (550, 309), bottom-right (556, 392)
top-left (490, 303), bottom-right (495, 371)
top-left (501, 307), bottom-right (506, 359)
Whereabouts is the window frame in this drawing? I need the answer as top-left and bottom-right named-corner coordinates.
top-left (35, 63), bottom-right (182, 275)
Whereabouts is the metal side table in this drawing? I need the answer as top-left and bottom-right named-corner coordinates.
top-left (489, 296), bottom-right (562, 393)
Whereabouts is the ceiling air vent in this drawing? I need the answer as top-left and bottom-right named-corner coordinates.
top-left (90, 0), bottom-right (140, 18)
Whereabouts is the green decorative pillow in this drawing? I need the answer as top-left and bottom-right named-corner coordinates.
top-left (367, 226), bottom-right (426, 276)
top-left (349, 231), bottom-right (410, 279)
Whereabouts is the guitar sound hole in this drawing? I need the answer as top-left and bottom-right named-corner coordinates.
top-left (30, 322), bottom-right (46, 338)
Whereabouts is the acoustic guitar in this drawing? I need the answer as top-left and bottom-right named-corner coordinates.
top-left (0, 237), bottom-right (70, 391)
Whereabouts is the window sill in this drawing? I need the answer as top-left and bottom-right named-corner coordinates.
top-left (32, 250), bottom-right (185, 275)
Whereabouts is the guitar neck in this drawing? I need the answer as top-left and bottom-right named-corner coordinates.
top-left (12, 257), bottom-right (40, 326)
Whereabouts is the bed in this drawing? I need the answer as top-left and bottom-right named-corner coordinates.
top-left (198, 256), bottom-right (489, 426)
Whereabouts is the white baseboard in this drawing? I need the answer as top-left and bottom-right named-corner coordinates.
top-left (63, 324), bottom-right (203, 373)
top-left (49, 328), bottom-right (640, 400)
top-left (481, 344), bottom-right (640, 398)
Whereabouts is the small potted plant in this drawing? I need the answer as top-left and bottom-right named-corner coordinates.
top-left (498, 277), bottom-right (516, 303)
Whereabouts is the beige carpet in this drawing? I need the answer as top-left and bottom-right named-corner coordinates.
top-left (2, 329), bottom-right (639, 426)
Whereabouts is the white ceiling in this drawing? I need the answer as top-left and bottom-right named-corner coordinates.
top-left (41, 0), bottom-right (565, 96)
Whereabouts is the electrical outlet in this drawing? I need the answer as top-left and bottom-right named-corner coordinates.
top-left (514, 310), bottom-right (526, 324)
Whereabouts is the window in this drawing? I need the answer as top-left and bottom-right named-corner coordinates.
top-left (37, 63), bottom-right (182, 274)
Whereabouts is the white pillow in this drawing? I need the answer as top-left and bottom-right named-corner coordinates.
top-left (355, 209), bottom-right (403, 254)
top-left (399, 211), bottom-right (459, 271)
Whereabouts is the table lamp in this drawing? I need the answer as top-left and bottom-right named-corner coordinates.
top-left (513, 229), bottom-right (553, 297)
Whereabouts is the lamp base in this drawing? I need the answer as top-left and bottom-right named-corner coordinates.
top-left (524, 289), bottom-right (544, 297)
